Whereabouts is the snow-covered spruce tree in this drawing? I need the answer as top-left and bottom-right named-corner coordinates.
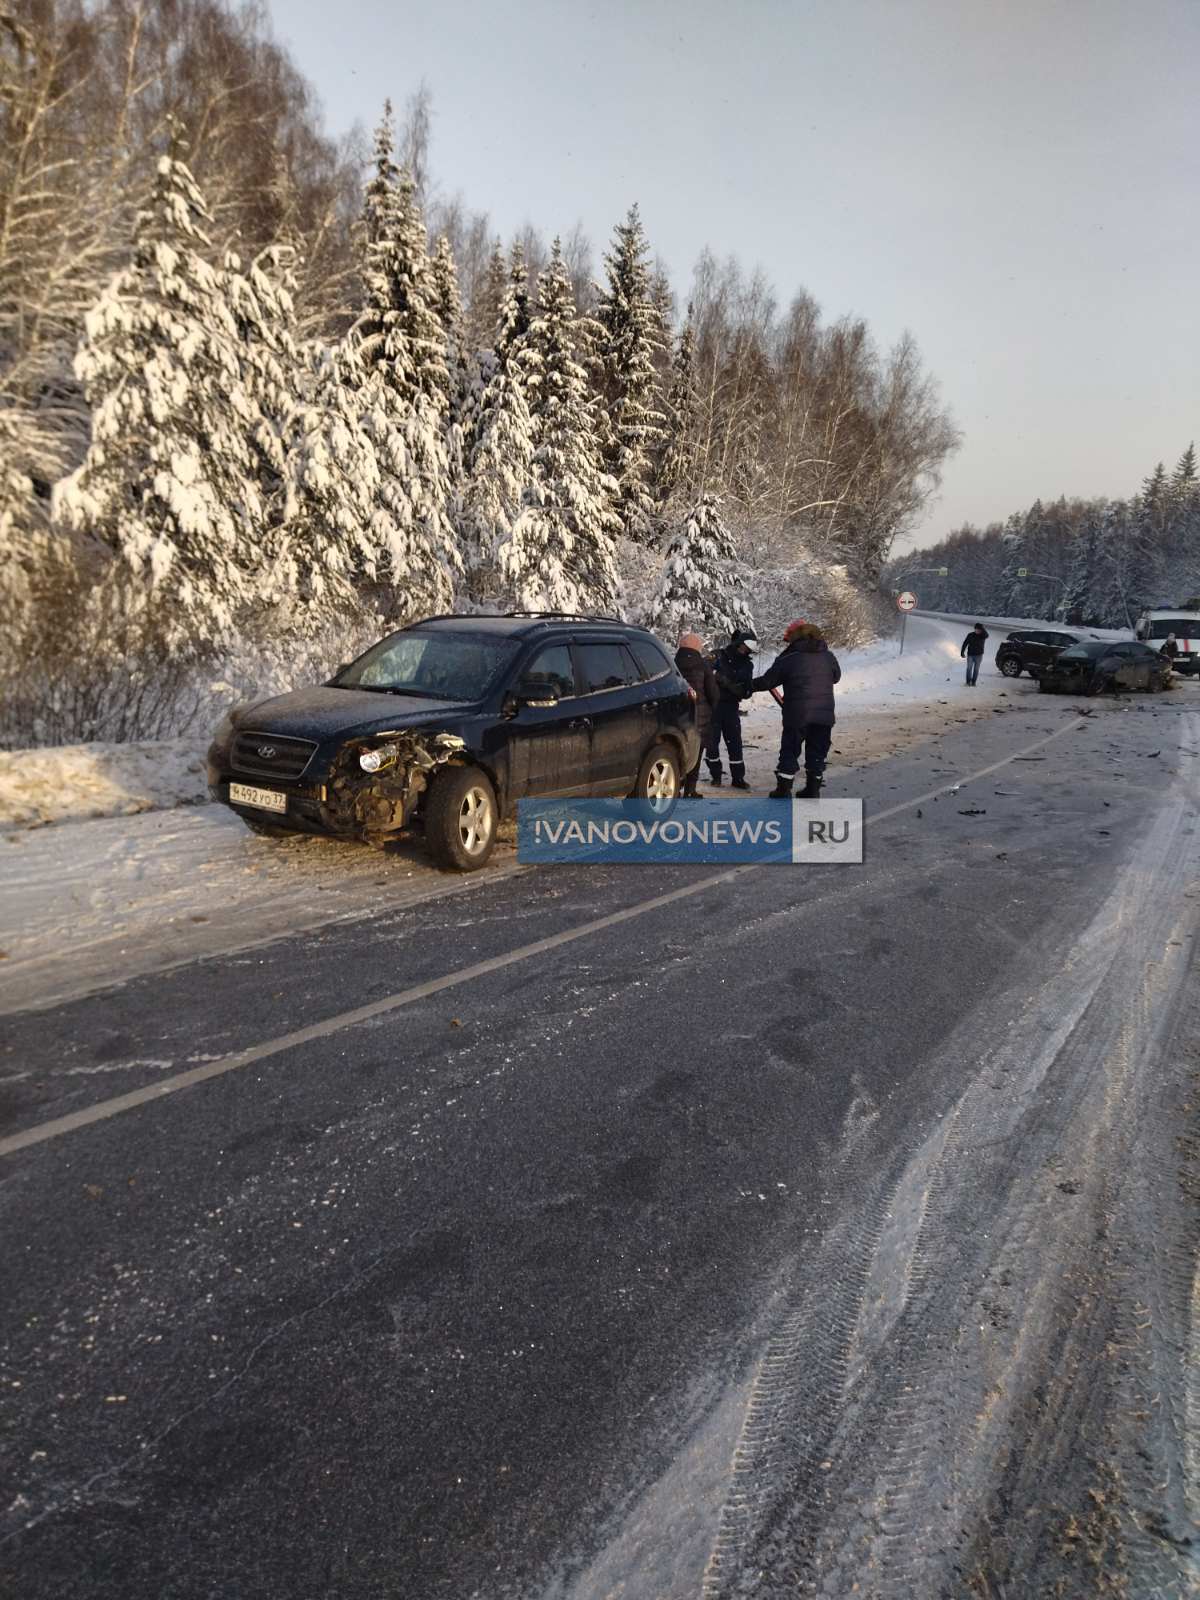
top-left (283, 336), bottom-right (459, 621)
top-left (497, 243), bottom-right (532, 365)
top-left (223, 241), bottom-right (307, 599)
top-left (461, 246), bottom-right (538, 594)
top-left (54, 131), bottom-right (275, 645)
top-left (657, 309), bottom-right (698, 502)
top-left (594, 204), bottom-right (666, 541)
top-left (647, 492), bottom-right (754, 643)
top-left (358, 112), bottom-right (450, 415)
top-left (467, 239), bottom-right (507, 355)
top-left (498, 241), bottom-right (620, 613)
top-left (334, 105), bottom-right (461, 613)
top-left (431, 233), bottom-right (471, 429)
top-left (430, 232), bottom-right (471, 506)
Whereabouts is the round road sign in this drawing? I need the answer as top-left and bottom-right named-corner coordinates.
top-left (897, 591), bottom-right (917, 611)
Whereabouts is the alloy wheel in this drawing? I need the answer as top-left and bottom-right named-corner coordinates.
top-left (646, 757), bottom-right (678, 805)
top-left (458, 787), bottom-right (494, 855)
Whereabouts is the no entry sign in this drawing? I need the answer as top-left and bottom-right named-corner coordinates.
top-left (897, 591), bottom-right (917, 611)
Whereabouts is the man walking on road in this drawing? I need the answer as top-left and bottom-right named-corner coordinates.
top-left (674, 632), bottom-right (719, 797)
top-left (706, 628), bottom-right (756, 788)
top-left (753, 620), bottom-right (841, 799)
top-left (961, 622), bottom-right (989, 686)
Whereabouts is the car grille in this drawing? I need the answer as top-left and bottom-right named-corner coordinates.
top-left (231, 731), bottom-right (318, 781)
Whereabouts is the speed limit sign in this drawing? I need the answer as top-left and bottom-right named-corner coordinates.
top-left (897, 591), bottom-right (917, 611)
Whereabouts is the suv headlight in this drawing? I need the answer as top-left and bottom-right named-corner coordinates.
top-left (360, 742), bottom-right (399, 773)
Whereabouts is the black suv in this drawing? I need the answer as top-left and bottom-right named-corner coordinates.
top-left (207, 614), bottom-right (700, 870)
top-left (994, 629), bottom-right (1080, 678)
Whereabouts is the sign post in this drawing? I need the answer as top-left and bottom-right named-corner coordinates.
top-left (896, 590), bottom-right (917, 655)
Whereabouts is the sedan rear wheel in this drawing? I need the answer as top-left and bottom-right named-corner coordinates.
top-left (426, 765), bottom-right (498, 871)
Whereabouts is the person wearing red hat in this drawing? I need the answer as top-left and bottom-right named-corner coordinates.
top-left (752, 621), bottom-right (842, 798)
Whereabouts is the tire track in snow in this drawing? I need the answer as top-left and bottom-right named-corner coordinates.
top-left (700, 724), bottom-right (1200, 1598)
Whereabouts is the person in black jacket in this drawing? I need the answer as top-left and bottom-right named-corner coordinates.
top-left (752, 619), bottom-right (841, 799)
top-left (960, 623), bottom-right (989, 685)
top-left (674, 633), bottom-right (719, 797)
top-left (706, 628), bottom-right (756, 788)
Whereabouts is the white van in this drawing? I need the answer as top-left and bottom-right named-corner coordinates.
top-left (1134, 609), bottom-right (1200, 674)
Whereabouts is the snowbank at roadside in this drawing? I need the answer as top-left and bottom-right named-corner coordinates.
top-left (0, 739), bottom-right (207, 829)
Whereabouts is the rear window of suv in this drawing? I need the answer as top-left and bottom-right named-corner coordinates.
top-left (628, 637), bottom-right (672, 679)
top-left (578, 642), bottom-right (637, 693)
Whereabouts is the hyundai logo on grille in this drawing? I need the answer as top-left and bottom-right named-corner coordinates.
top-left (257, 744), bottom-right (278, 759)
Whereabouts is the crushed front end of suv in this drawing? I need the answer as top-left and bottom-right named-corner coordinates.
top-left (206, 615), bottom-right (699, 871)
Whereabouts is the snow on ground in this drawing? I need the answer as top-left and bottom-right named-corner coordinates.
top-left (740, 611), bottom-right (1005, 758)
top-left (0, 806), bottom-right (523, 1014)
top-left (0, 738), bottom-right (207, 828)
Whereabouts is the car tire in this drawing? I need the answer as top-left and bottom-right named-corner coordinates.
top-left (425, 765), bottom-right (498, 872)
top-left (999, 657), bottom-right (1022, 677)
top-left (632, 743), bottom-right (681, 805)
top-left (1085, 676), bottom-right (1106, 697)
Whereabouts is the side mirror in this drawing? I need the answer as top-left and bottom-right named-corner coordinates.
top-left (516, 683), bottom-right (561, 709)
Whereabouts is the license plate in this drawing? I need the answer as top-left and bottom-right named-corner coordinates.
top-left (229, 782), bottom-right (287, 814)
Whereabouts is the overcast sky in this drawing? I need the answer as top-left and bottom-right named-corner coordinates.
top-left (271, 0), bottom-right (1198, 552)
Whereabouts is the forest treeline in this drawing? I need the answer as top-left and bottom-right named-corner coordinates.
top-left (2, 0), bottom-right (959, 744)
top-left (884, 451), bottom-right (1200, 626)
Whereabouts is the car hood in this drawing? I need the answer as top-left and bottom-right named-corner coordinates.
top-left (233, 686), bottom-right (476, 740)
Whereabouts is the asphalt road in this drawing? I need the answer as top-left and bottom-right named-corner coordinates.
top-left (3, 689), bottom-right (1199, 1598)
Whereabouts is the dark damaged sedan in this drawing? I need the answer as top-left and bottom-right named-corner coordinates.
top-left (207, 614), bottom-right (700, 870)
top-left (1037, 639), bottom-right (1172, 697)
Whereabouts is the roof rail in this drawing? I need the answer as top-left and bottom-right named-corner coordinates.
top-left (503, 610), bottom-right (628, 624)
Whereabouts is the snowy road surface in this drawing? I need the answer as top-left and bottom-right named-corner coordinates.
top-left (2, 617), bottom-right (1198, 1598)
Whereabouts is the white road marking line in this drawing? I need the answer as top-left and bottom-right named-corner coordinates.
top-left (0, 718), bottom-right (1087, 1159)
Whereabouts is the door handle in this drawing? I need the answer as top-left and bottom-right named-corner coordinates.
top-left (569, 717), bottom-right (593, 730)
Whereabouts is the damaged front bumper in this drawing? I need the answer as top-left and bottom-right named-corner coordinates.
top-left (210, 729), bottom-right (470, 842)
top-left (327, 730), bottom-right (467, 839)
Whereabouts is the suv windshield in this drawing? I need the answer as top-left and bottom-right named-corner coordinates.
top-left (335, 631), bottom-right (520, 700)
top-left (1146, 617), bottom-right (1199, 638)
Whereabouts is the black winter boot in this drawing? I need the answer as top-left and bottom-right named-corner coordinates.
top-left (730, 763), bottom-right (751, 790)
top-left (768, 777), bottom-right (793, 799)
top-left (798, 773), bottom-right (823, 799)
top-left (707, 768), bottom-right (723, 786)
